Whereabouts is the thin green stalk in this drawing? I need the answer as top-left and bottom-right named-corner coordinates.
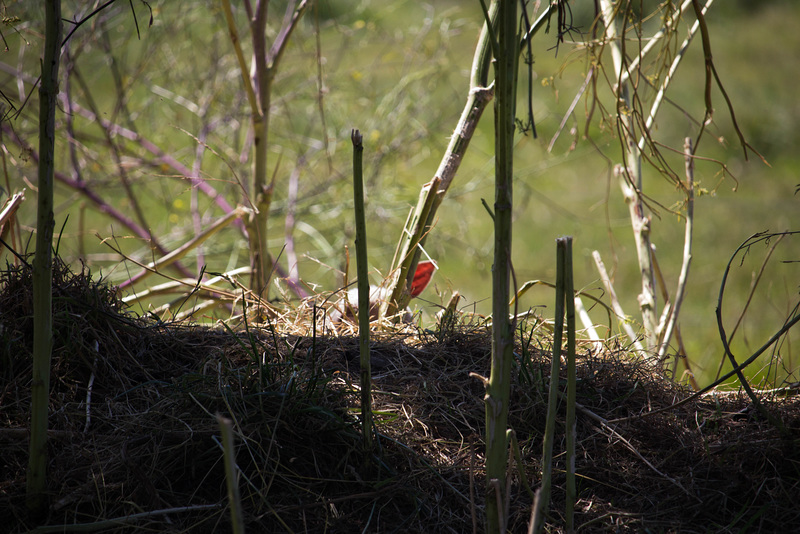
top-left (27, 0), bottom-right (61, 514)
top-left (508, 429), bottom-right (536, 503)
top-left (562, 237), bottom-right (577, 533)
top-left (536, 239), bottom-right (566, 533)
top-left (249, 23), bottom-right (271, 301)
top-left (217, 414), bottom-right (245, 534)
top-left (484, 0), bottom-right (517, 531)
top-left (351, 130), bottom-right (373, 454)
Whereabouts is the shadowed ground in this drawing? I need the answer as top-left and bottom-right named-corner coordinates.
top-left (2, 259), bottom-right (799, 532)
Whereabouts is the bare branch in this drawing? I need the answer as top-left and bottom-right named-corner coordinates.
top-left (592, 250), bottom-right (644, 355)
top-left (220, 0), bottom-right (259, 117)
top-left (656, 138), bottom-right (695, 360)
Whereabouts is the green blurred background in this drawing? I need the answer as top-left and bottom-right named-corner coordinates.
top-left (3, 0), bottom-right (797, 387)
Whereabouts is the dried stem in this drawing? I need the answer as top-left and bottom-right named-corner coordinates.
top-left (351, 129), bottom-right (373, 454)
top-left (592, 250), bottom-right (644, 355)
top-left (28, 0), bottom-right (61, 513)
top-left (656, 138), bottom-right (695, 360)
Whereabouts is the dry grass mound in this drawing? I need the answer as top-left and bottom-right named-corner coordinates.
top-left (1, 259), bottom-right (800, 532)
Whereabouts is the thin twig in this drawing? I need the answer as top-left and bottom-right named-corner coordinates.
top-left (716, 234), bottom-right (784, 379)
top-left (548, 67), bottom-right (592, 153)
top-left (574, 295), bottom-right (603, 354)
top-left (617, 0), bottom-right (695, 86)
top-left (592, 250), bottom-right (644, 355)
top-left (690, 0), bottom-right (752, 159)
top-left (220, 0), bottom-right (259, 116)
top-left (118, 207), bottom-right (248, 289)
top-left (30, 505), bottom-right (223, 533)
top-left (715, 233), bottom-right (790, 433)
top-left (638, 0), bottom-right (712, 154)
top-left (572, 398), bottom-right (697, 500)
top-left (656, 138), bottom-right (695, 360)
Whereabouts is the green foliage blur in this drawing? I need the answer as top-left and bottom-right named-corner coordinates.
top-left (2, 0), bottom-right (797, 388)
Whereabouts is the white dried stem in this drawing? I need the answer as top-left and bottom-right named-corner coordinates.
top-left (574, 296), bottom-right (603, 355)
top-left (592, 250), bottom-right (644, 355)
top-left (600, 0), bottom-right (658, 349)
top-left (657, 138), bottom-right (695, 360)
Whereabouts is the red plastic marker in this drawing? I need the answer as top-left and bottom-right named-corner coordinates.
top-left (409, 260), bottom-right (436, 297)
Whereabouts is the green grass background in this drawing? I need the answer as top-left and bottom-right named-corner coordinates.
top-left (4, 0), bottom-right (798, 388)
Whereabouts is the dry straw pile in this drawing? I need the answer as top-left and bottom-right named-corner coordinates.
top-left (2, 258), bottom-right (799, 532)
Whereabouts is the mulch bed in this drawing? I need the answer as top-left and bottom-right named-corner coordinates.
top-left (2, 259), bottom-right (799, 532)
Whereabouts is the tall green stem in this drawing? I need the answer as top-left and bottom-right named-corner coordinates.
top-left (537, 240), bottom-right (566, 533)
top-left (27, 0), bottom-right (61, 513)
top-left (351, 130), bottom-right (373, 454)
top-left (563, 238), bottom-right (577, 533)
top-left (484, 0), bottom-right (517, 532)
top-left (248, 1), bottom-right (272, 299)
